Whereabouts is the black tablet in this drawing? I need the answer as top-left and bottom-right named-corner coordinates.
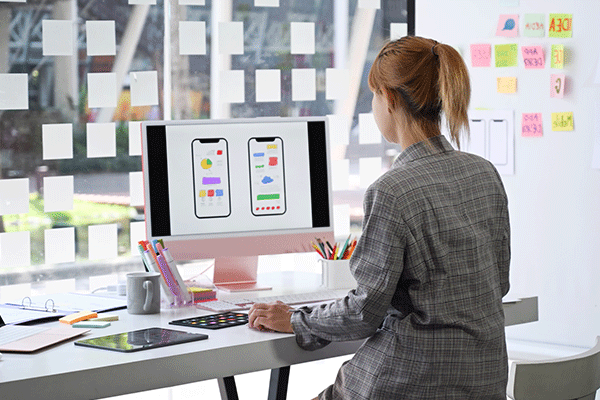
top-left (74, 327), bottom-right (208, 353)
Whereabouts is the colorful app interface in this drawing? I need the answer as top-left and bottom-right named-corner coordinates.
top-left (192, 138), bottom-right (231, 218)
top-left (248, 137), bottom-right (286, 216)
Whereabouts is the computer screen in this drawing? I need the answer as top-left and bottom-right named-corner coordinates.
top-left (141, 117), bottom-right (334, 291)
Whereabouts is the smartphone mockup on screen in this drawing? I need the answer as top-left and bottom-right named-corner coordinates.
top-left (248, 137), bottom-right (286, 216)
top-left (192, 138), bottom-right (231, 218)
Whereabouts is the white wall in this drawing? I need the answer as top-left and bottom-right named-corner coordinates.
top-left (417, 0), bottom-right (600, 348)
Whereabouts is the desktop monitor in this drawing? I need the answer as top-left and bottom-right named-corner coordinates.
top-left (141, 117), bottom-right (334, 292)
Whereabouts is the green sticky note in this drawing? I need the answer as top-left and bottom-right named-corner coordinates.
top-left (495, 44), bottom-right (518, 67)
top-left (549, 14), bottom-right (572, 38)
top-left (551, 44), bottom-right (565, 69)
top-left (523, 14), bottom-right (545, 37)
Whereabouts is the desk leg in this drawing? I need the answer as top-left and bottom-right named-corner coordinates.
top-left (267, 366), bottom-right (291, 400)
top-left (218, 376), bottom-right (239, 400)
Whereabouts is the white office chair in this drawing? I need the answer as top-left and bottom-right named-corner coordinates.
top-left (507, 336), bottom-right (600, 400)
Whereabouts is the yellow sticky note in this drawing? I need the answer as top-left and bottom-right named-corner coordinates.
top-left (495, 44), bottom-right (518, 67)
top-left (497, 77), bottom-right (517, 93)
top-left (551, 44), bottom-right (564, 69)
top-left (551, 112), bottom-right (574, 131)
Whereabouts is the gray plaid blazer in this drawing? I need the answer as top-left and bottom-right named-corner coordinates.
top-left (291, 135), bottom-right (510, 399)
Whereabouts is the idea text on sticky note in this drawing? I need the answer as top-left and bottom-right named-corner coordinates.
top-left (548, 14), bottom-right (572, 38)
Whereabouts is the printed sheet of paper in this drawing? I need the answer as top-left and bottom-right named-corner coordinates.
top-left (549, 14), bottom-right (572, 38)
top-left (521, 113), bottom-right (543, 137)
top-left (87, 122), bottom-right (116, 158)
top-left (87, 73), bottom-right (117, 108)
top-left (523, 14), bottom-right (545, 37)
top-left (521, 46), bottom-right (545, 69)
top-left (88, 224), bottom-right (118, 260)
top-left (470, 44), bottom-right (491, 67)
top-left (45, 227), bottom-right (75, 264)
top-left (291, 69), bottom-right (316, 101)
top-left (179, 21), bottom-right (206, 55)
top-left (0, 178), bottom-right (29, 216)
top-left (291, 22), bottom-right (315, 54)
top-left (0, 73), bottom-right (28, 110)
top-left (550, 74), bottom-right (565, 98)
top-left (220, 70), bottom-right (245, 103)
top-left (496, 15), bottom-right (518, 37)
top-left (497, 77), bottom-right (517, 93)
top-left (0, 232), bottom-right (30, 268)
top-left (326, 69), bottom-right (350, 100)
top-left (130, 71), bottom-right (159, 106)
top-left (43, 176), bottom-right (74, 212)
top-left (43, 20), bottom-right (74, 56)
top-left (551, 44), bottom-right (564, 69)
top-left (551, 112), bottom-right (574, 131)
top-left (43, 123), bottom-right (73, 160)
top-left (219, 21), bottom-right (244, 55)
top-left (466, 110), bottom-right (515, 175)
top-left (495, 44), bottom-right (518, 67)
top-left (255, 69), bottom-right (281, 102)
top-left (86, 20), bottom-right (116, 56)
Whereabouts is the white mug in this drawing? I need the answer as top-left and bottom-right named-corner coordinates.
top-left (126, 272), bottom-right (161, 314)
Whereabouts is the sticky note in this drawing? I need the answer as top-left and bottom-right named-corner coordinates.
top-left (333, 204), bottom-right (351, 238)
top-left (327, 114), bottom-right (350, 146)
top-left (359, 157), bottom-right (381, 189)
top-left (218, 21), bottom-right (244, 55)
top-left (129, 121), bottom-right (142, 156)
top-left (130, 71), bottom-right (159, 106)
top-left (359, 113), bottom-right (381, 144)
top-left (332, 160), bottom-right (350, 191)
top-left (0, 73), bottom-right (28, 110)
top-left (0, 178), bottom-right (29, 215)
top-left (87, 122), bottom-right (116, 158)
top-left (551, 44), bottom-right (564, 69)
top-left (88, 224), bottom-right (118, 260)
top-left (179, 0), bottom-right (205, 4)
top-left (326, 69), bottom-right (350, 100)
top-left (254, 0), bottom-right (279, 6)
top-left (128, 0), bottom-right (156, 4)
top-left (45, 227), bottom-right (75, 264)
top-left (291, 22), bottom-right (315, 55)
top-left (521, 46), bottom-right (545, 69)
top-left (497, 77), bottom-right (517, 94)
top-left (87, 73), bottom-right (117, 108)
top-left (551, 112), bottom-right (574, 131)
top-left (549, 14), bottom-right (572, 38)
top-left (390, 23), bottom-right (408, 40)
top-left (521, 113), bottom-right (543, 137)
top-left (129, 171), bottom-right (144, 207)
top-left (523, 14), bottom-right (545, 37)
top-left (255, 69), bottom-right (281, 102)
top-left (43, 175), bottom-right (74, 212)
top-left (550, 74), bottom-right (565, 98)
top-left (0, 231), bottom-right (30, 268)
top-left (358, 0), bottom-right (380, 8)
top-left (292, 69), bottom-right (316, 101)
top-left (220, 70), bottom-right (245, 103)
top-left (130, 221), bottom-right (146, 254)
top-left (495, 44), bottom-right (518, 67)
top-left (179, 21), bottom-right (206, 55)
top-left (496, 15), bottom-right (518, 37)
top-left (470, 44), bottom-right (491, 67)
top-left (59, 311), bottom-right (98, 324)
top-left (86, 20), bottom-right (116, 56)
top-left (43, 123), bottom-right (73, 160)
top-left (42, 20), bottom-right (74, 56)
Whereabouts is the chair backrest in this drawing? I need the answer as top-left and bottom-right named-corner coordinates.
top-left (507, 336), bottom-right (600, 400)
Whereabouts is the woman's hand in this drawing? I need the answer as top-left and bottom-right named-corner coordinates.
top-left (248, 301), bottom-right (294, 333)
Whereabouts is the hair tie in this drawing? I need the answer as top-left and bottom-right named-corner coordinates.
top-left (431, 43), bottom-right (439, 57)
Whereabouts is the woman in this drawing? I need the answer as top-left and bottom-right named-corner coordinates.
top-left (249, 36), bottom-right (510, 400)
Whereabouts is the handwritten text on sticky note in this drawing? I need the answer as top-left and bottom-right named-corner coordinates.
top-left (497, 77), bottom-right (517, 93)
top-left (522, 113), bottom-right (543, 137)
top-left (550, 74), bottom-right (565, 98)
top-left (470, 44), bottom-right (491, 67)
top-left (496, 15), bottom-right (519, 37)
top-left (523, 14), bottom-right (545, 37)
top-left (551, 44), bottom-right (564, 69)
top-left (521, 46), bottom-right (545, 69)
top-left (495, 44), bottom-right (518, 67)
top-left (549, 14), bottom-right (572, 38)
top-left (551, 112), bottom-right (574, 131)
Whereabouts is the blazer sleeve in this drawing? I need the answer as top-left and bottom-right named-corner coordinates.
top-left (291, 183), bottom-right (407, 351)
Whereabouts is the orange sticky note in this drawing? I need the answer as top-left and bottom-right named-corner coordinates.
top-left (497, 77), bottom-right (517, 93)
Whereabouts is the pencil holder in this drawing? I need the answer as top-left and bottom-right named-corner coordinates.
top-left (320, 259), bottom-right (357, 290)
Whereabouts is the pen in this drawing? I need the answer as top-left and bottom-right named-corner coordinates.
top-left (338, 235), bottom-right (352, 260)
top-left (311, 241), bottom-right (326, 258)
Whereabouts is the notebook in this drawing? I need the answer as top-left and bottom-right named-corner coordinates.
top-left (0, 315), bottom-right (90, 353)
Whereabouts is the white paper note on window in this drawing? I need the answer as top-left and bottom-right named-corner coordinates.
top-left (359, 157), bottom-right (382, 189)
top-left (87, 73), bottom-right (117, 108)
top-left (291, 22), bottom-right (315, 54)
top-left (0, 232), bottom-right (30, 268)
top-left (219, 21), bottom-right (244, 55)
top-left (128, 0), bottom-right (156, 4)
top-left (87, 122), bottom-right (116, 158)
top-left (332, 159), bottom-right (350, 191)
top-left (220, 70), bottom-right (245, 103)
top-left (325, 69), bottom-right (349, 100)
top-left (358, 0), bottom-right (381, 8)
top-left (129, 171), bottom-right (144, 207)
top-left (0, 178), bottom-right (29, 216)
top-left (86, 20), bottom-right (116, 56)
top-left (179, 0), bottom-right (205, 4)
top-left (179, 21), bottom-right (206, 55)
top-left (333, 204), bottom-right (351, 238)
top-left (390, 23), bottom-right (408, 40)
top-left (0, 73), bottom-right (28, 110)
top-left (45, 227), bottom-right (75, 265)
top-left (129, 121), bottom-right (142, 156)
top-left (256, 69), bottom-right (281, 102)
top-left (130, 221), bottom-right (146, 254)
top-left (43, 20), bottom-right (74, 56)
top-left (255, 0), bottom-right (279, 6)
top-left (130, 71), bottom-right (159, 106)
top-left (327, 114), bottom-right (350, 146)
top-left (43, 123), bottom-right (73, 160)
top-left (359, 113), bottom-right (381, 144)
top-left (88, 224), bottom-right (118, 260)
top-left (292, 69), bottom-right (316, 101)
top-left (43, 176), bottom-right (74, 213)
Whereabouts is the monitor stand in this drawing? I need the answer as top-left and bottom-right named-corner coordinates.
top-left (213, 256), bottom-right (272, 293)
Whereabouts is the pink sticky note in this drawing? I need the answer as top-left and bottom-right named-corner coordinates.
top-left (522, 113), bottom-right (543, 137)
top-left (470, 44), bottom-right (491, 67)
top-left (496, 15), bottom-right (519, 37)
top-left (550, 74), bottom-right (565, 98)
top-left (521, 46), bottom-right (545, 69)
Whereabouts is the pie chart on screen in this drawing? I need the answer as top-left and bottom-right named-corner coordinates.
top-left (201, 159), bottom-right (212, 169)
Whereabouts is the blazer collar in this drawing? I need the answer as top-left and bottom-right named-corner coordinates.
top-left (393, 135), bottom-right (455, 167)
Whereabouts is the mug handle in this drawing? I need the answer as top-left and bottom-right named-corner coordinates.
top-left (143, 280), bottom-right (154, 312)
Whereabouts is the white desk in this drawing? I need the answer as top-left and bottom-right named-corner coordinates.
top-left (0, 272), bottom-right (537, 400)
